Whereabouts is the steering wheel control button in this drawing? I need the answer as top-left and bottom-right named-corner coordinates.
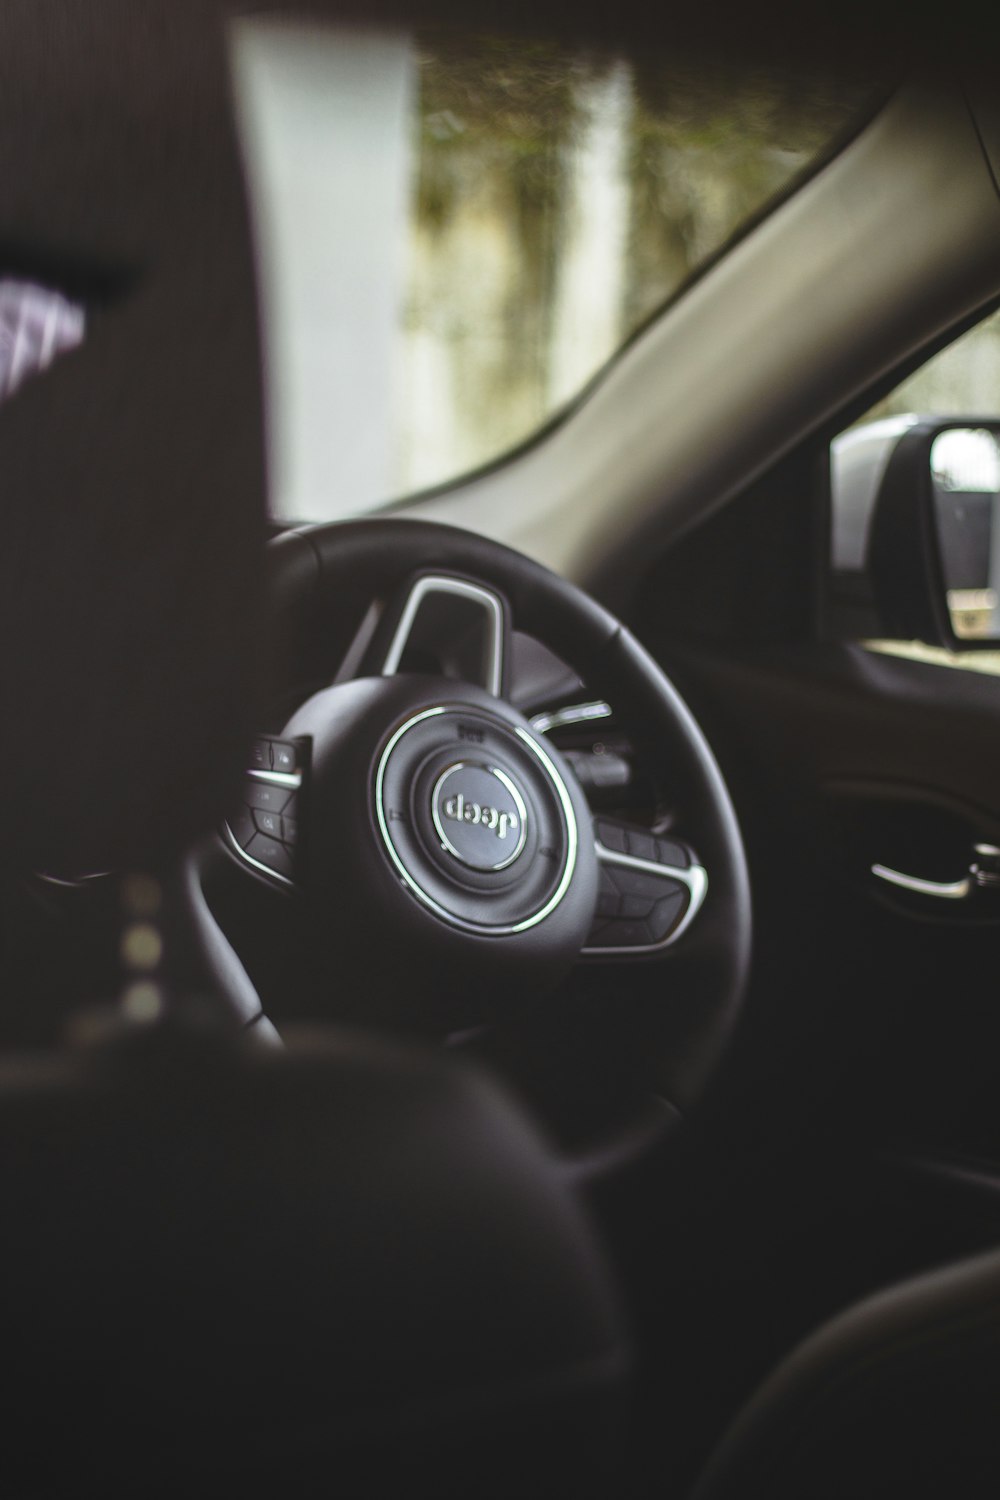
top-left (374, 703), bottom-right (580, 936)
top-left (229, 808), bottom-right (256, 851)
top-left (245, 833), bottom-right (293, 879)
top-left (250, 737), bottom-right (271, 771)
top-left (588, 818), bottom-right (708, 954)
top-left (272, 741), bottom-right (298, 774)
top-left (626, 829), bottom-right (658, 863)
top-left (597, 870), bottom-right (621, 917)
top-left (595, 818), bottom-right (628, 854)
top-left (597, 817), bottom-right (691, 871)
top-left (649, 889), bottom-right (686, 940)
top-left (253, 808), bottom-right (282, 838)
top-left (223, 734), bottom-right (307, 887)
top-left (245, 734), bottom-right (304, 784)
top-left (592, 863), bottom-right (673, 934)
top-left (655, 835), bottom-right (690, 869)
top-left (246, 781), bottom-right (290, 812)
top-left (431, 762), bottom-right (528, 871)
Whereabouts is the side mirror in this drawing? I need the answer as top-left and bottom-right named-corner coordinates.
top-left (866, 418), bottom-right (1000, 650)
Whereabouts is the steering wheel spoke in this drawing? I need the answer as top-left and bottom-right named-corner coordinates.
top-left (355, 569), bottom-right (512, 699)
top-left (583, 815), bottom-right (708, 958)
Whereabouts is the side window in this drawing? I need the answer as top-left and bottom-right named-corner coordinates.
top-left (829, 306), bottom-right (1000, 669)
top-left (857, 307), bottom-right (1000, 428)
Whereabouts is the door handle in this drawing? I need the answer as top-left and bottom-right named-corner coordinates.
top-left (871, 865), bottom-right (972, 900)
top-left (871, 842), bottom-right (1000, 902)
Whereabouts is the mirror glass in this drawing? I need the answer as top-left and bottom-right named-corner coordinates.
top-left (930, 427), bottom-right (1000, 640)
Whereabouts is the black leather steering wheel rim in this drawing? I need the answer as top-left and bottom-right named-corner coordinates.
top-left (264, 517), bottom-right (751, 1117)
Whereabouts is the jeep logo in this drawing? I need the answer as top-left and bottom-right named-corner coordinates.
top-left (442, 792), bottom-right (518, 841)
top-left (431, 761), bottom-right (529, 872)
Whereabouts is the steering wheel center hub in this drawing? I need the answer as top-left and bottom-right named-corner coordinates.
top-left (374, 701), bottom-right (579, 936)
top-left (431, 761), bottom-right (528, 871)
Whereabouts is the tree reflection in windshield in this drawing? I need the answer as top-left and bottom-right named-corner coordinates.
top-left (233, 21), bottom-right (870, 520)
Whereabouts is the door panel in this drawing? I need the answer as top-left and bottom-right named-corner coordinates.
top-left (655, 638), bottom-right (1000, 1159)
top-left (590, 639), bottom-right (1000, 1489)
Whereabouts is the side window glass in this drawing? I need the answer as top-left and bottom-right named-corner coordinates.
top-left (859, 307), bottom-right (1000, 428)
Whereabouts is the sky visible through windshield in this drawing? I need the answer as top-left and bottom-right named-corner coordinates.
top-left (233, 23), bottom-right (868, 522)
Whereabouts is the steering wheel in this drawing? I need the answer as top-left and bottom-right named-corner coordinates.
top-left (219, 517), bottom-right (751, 1151)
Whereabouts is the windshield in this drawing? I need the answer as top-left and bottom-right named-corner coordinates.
top-left (233, 20), bottom-right (869, 523)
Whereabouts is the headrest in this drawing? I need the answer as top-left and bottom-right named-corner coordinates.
top-left (0, 3), bottom-right (266, 876)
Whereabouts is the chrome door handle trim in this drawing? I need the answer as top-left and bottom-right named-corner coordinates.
top-left (871, 864), bottom-right (973, 900)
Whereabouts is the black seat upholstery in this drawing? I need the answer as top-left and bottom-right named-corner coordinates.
top-left (691, 1243), bottom-right (1000, 1499)
top-left (0, 7), bottom-right (630, 1494)
top-left (0, 2), bottom-right (266, 880)
top-left (0, 1022), bottom-right (629, 1497)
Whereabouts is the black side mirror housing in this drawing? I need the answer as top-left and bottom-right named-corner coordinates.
top-left (867, 418), bottom-right (1000, 650)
